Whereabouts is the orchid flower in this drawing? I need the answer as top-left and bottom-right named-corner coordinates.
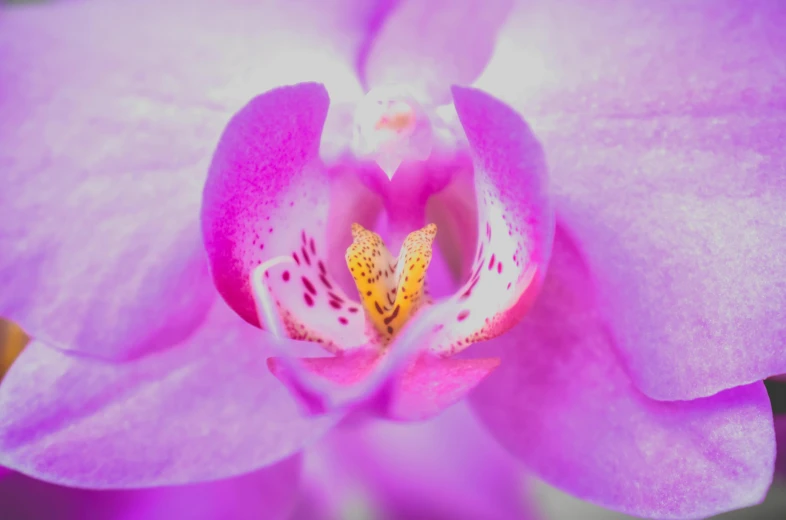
top-left (0, 1), bottom-right (784, 519)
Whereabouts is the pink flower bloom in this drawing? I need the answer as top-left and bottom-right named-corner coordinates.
top-left (0, 0), bottom-right (783, 518)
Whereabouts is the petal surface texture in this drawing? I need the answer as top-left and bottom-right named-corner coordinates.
top-left (0, 0), bottom-right (373, 359)
top-left (362, 0), bottom-right (514, 103)
top-left (469, 227), bottom-right (775, 519)
top-left (475, 0), bottom-right (786, 399)
top-left (0, 298), bottom-right (339, 487)
top-left (0, 458), bottom-right (301, 520)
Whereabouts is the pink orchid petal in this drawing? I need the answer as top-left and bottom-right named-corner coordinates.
top-left (0, 457), bottom-right (300, 520)
top-left (202, 82), bottom-right (369, 350)
top-left (386, 354), bottom-right (500, 421)
top-left (296, 402), bottom-right (538, 520)
top-left (272, 351), bottom-right (499, 421)
top-left (422, 86), bottom-right (554, 355)
top-left (0, 298), bottom-right (339, 487)
top-left (469, 226), bottom-right (775, 519)
top-left (0, 0), bottom-right (376, 360)
top-left (477, 1), bottom-right (785, 117)
top-left (475, 1), bottom-right (786, 400)
top-left (542, 116), bottom-right (786, 401)
top-left (270, 350), bottom-right (381, 388)
top-left (362, 0), bottom-right (514, 104)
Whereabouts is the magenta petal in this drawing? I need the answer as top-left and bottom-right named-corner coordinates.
top-left (545, 116), bottom-right (786, 400)
top-left (0, 298), bottom-right (338, 487)
top-left (202, 83), bottom-right (369, 348)
top-left (422, 86), bottom-right (553, 355)
top-left (0, 457), bottom-right (301, 520)
top-left (476, 1), bottom-right (786, 400)
top-left (469, 227), bottom-right (775, 519)
top-left (477, 1), bottom-right (786, 117)
top-left (203, 82), bottom-right (327, 326)
top-left (271, 352), bottom-right (499, 420)
top-left (300, 403), bottom-right (536, 520)
top-left (361, 0), bottom-right (514, 104)
top-left (387, 355), bottom-right (500, 421)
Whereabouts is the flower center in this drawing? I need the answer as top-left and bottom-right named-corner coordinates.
top-left (352, 86), bottom-right (434, 179)
top-left (345, 223), bottom-right (437, 345)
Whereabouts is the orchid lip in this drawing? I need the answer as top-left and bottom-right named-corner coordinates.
top-left (345, 222), bottom-right (438, 347)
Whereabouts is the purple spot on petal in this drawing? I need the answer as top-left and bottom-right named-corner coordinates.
top-left (302, 277), bottom-right (317, 295)
top-left (329, 300), bottom-right (342, 310)
top-left (304, 293), bottom-right (314, 307)
top-left (497, 262), bottom-right (503, 274)
top-left (301, 247), bottom-right (311, 266)
top-left (348, 307), bottom-right (359, 313)
top-left (310, 238), bottom-right (316, 255)
top-left (488, 254), bottom-right (496, 270)
top-left (338, 317), bottom-right (348, 325)
top-left (319, 274), bottom-right (333, 289)
top-left (457, 310), bottom-right (470, 321)
top-left (292, 252), bottom-right (300, 265)
top-left (461, 277), bottom-right (480, 299)
top-left (282, 271), bottom-right (290, 282)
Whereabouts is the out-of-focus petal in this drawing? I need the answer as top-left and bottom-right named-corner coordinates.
top-left (469, 226), bottom-right (775, 519)
top-left (295, 402), bottom-right (538, 520)
top-left (271, 351), bottom-right (499, 420)
top-left (0, 0), bottom-right (373, 360)
top-left (0, 457), bottom-right (301, 520)
top-left (385, 354), bottom-right (500, 421)
top-left (476, 0), bottom-right (786, 400)
top-left (362, 0), bottom-right (514, 104)
top-left (0, 298), bottom-right (339, 487)
top-left (202, 83), bottom-right (369, 350)
top-left (421, 86), bottom-right (553, 356)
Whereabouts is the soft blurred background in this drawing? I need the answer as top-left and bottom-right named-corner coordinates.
top-left (2, 0), bottom-right (785, 517)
